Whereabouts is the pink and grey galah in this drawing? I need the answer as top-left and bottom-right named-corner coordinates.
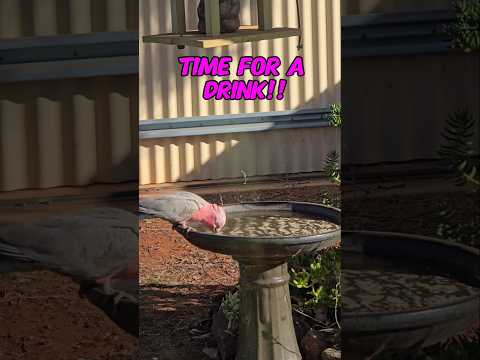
top-left (0, 207), bottom-right (138, 302)
top-left (139, 191), bottom-right (227, 232)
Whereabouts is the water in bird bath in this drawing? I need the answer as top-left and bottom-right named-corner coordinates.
top-left (342, 251), bottom-right (480, 313)
top-left (193, 210), bottom-right (338, 237)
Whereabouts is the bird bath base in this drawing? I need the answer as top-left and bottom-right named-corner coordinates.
top-left (236, 258), bottom-right (299, 360)
top-left (176, 202), bottom-right (341, 360)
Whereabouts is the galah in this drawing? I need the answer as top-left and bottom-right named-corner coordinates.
top-left (139, 191), bottom-right (226, 232)
top-left (0, 207), bottom-right (138, 304)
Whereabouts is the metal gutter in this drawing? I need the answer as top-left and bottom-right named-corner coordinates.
top-left (139, 108), bottom-right (333, 139)
top-left (0, 31), bottom-right (138, 65)
top-left (342, 10), bottom-right (456, 58)
top-left (0, 31), bottom-right (138, 82)
top-left (0, 55), bottom-right (138, 83)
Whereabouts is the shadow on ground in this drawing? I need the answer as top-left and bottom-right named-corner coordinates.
top-left (140, 284), bottom-right (232, 360)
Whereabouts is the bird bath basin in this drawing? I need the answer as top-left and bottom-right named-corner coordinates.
top-left (342, 231), bottom-right (480, 359)
top-left (176, 202), bottom-right (341, 360)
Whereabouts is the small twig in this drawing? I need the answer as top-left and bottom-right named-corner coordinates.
top-left (293, 307), bottom-right (331, 328)
top-left (334, 280), bottom-right (341, 330)
top-left (240, 170), bottom-right (248, 184)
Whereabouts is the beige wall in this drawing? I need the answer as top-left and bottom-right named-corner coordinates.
top-left (140, 0), bottom-right (341, 119)
top-left (0, 0), bottom-right (138, 39)
top-left (0, 1), bottom-right (138, 192)
top-left (139, 0), bottom-right (341, 185)
top-left (0, 76), bottom-right (138, 192)
top-left (140, 127), bottom-right (339, 184)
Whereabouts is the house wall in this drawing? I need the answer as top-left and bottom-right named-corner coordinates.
top-left (140, 126), bottom-right (339, 184)
top-left (0, 76), bottom-right (138, 192)
top-left (0, 0), bottom-right (138, 39)
top-left (140, 0), bottom-right (341, 119)
top-left (139, 0), bottom-right (341, 185)
top-left (341, 0), bottom-right (451, 15)
top-left (343, 52), bottom-right (479, 165)
top-left (0, 2), bottom-right (138, 192)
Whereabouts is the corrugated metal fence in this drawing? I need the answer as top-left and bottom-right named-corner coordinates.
top-left (139, 0), bottom-right (341, 185)
top-left (0, 0), bottom-right (138, 38)
top-left (140, 0), bottom-right (341, 119)
top-left (343, 52), bottom-right (479, 164)
top-left (0, 76), bottom-right (138, 192)
top-left (140, 126), bottom-right (339, 184)
top-left (342, 5), bottom-right (480, 166)
top-left (0, 1), bottom-right (138, 192)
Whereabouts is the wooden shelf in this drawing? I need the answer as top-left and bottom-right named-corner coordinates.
top-left (143, 26), bottom-right (300, 48)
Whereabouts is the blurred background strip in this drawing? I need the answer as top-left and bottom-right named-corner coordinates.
top-left (0, 0), bottom-right (139, 193)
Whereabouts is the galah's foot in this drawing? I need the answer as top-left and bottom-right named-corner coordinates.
top-left (173, 222), bottom-right (189, 232)
top-left (113, 291), bottom-right (138, 306)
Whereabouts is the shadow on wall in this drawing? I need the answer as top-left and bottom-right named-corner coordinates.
top-left (0, 0), bottom-right (139, 39)
top-left (140, 126), bottom-right (340, 184)
top-left (139, 81), bottom-right (341, 185)
top-left (139, 0), bottom-right (342, 185)
top-left (0, 75), bottom-right (139, 192)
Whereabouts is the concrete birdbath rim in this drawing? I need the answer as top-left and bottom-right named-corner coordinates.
top-left (342, 230), bottom-right (480, 336)
top-left (176, 201), bottom-right (341, 242)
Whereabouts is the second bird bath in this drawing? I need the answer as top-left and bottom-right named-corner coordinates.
top-left (177, 202), bottom-right (341, 360)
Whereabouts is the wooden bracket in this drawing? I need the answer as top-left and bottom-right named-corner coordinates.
top-left (170, 0), bottom-right (186, 34)
top-left (205, 0), bottom-right (221, 35)
top-left (257, 0), bottom-right (273, 31)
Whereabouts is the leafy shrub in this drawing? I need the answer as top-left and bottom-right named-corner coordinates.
top-left (289, 248), bottom-right (341, 313)
top-left (438, 108), bottom-right (479, 186)
top-left (329, 104), bottom-right (342, 127)
top-left (446, 0), bottom-right (480, 52)
top-left (324, 151), bottom-right (341, 184)
top-left (221, 290), bottom-right (240, 330)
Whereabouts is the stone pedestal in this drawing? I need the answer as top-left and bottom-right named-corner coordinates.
top-left (235, 258), bottom-right (302, 360)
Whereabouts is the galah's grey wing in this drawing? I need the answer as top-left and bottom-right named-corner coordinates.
top-left (139, 191), bottom-right (208, 224)
top-left (0, 207), bottom-right (138, 282)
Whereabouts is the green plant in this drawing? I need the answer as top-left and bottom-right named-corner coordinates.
top-left (221, 290), bottom-right (240, 330)
top-left (324, 150), bottom-right (341, 184)
top-left (325, 104), bottom-right (342, 184)
top-left (446, 0), bottom-right (480, 52)
top-left (289, 248), bottom-right (341, 312)
top-left (436, 200), bottom-right (479, 247)
top-left (438, 108), bottom-right (479, 186)
top-left (329, 104), bottom-right (342, 127)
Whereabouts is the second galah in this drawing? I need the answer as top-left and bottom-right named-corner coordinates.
top-left (139, 191), bottom-right (226, 232)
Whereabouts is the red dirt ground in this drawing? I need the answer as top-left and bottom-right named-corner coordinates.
top-left (0, 271), bottom-right (138, 360)
top-left (0, 197), bottom-right (139, 360)
top-left (139, 180), bottom-right (478, 360)
top-left (139, 185), bottom-right (340, 360)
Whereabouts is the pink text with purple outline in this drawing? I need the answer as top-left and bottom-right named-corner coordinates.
top-left (178, 56), bottom-right (304, 101)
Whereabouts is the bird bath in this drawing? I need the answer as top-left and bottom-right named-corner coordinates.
top-left (342, 231), bottom-right (480, 359)
top-left (176, 202), bottom-right (341, 360)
